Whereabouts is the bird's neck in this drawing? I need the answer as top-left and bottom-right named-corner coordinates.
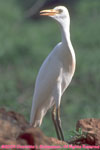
top-left (60, 20), bottom-right (76, 74)
top-left (60, 22), bottom-right (71, 46)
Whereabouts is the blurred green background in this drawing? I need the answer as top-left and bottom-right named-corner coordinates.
top-left (0, 0), bottom-right (100, 140)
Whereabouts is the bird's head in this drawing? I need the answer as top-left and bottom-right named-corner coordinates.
top-left (40, 6), bottom-right (70, 26)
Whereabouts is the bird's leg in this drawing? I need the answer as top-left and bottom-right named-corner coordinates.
top-left (56, 107), bottom-right (65, 141)
top-left (52, 105), bottom-right (61, 140)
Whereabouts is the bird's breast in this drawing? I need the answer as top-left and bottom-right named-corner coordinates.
top-left (58, 45), bottom-right (76, 93)
top-left (59, 46), bottom-right (76, 76)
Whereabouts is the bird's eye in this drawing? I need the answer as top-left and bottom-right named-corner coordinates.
top-left (58, 9), bottom-right (63, 13)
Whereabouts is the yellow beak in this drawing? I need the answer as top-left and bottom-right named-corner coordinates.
top-left (40, 9), bottom-right (59, 16)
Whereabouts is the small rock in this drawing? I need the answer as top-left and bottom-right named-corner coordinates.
top-left (76, 118), bottom-right (100, 145)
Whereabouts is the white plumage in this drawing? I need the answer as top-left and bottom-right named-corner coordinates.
top-left (30, 6), bottom-right (76, 141)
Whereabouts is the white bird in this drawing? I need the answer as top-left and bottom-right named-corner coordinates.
top-left (30, 6), bottom-right (76, 141)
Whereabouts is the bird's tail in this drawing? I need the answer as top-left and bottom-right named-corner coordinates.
top-left (30, 101), bottom-right (45, 127)
top-left (30, 102), bottom-right (36, 127)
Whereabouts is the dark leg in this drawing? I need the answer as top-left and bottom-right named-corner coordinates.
top-left (56, 107), bottom-right (65, 141)
top-left (52, 105), bottom-right (61, 140)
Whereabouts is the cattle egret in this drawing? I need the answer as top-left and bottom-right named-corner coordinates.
top-left (30, 6), bottom-right (76, 141)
